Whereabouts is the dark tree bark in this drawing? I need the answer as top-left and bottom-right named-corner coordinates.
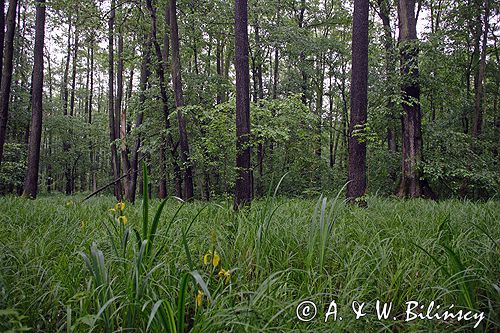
top-left (116, 30), bottom-right (131, 199)
top-left (170, 0), bottom-right (194, 200)
top-left (70, 24), bottom-right (79, 116)
top-left (62, 21), bottom-right (71, 116)
top-left (298, 0), bottom-right (307, 105)
top-left (234, 0), bottom-right (252, 209)
top-left (216, 38), bottom-right (223, 104)
top-left (84, 46), bottom-right (90, 118)
top-left (61, 19), bottom-right (73, 193)
top-left (22, 0), bottom-right (46, 199)
top-left (89, 42), bottom-right (96, 192)
top-left (0, 0), bottom-right (18, 166)
top-left (127, 39), bottom-right (151, 203)
top-left (0, 0), bottom-right (5, 89)
top-left (347, 0), bottom-right (369, 204)
top-left (108, 0), bottom-right (122, 200)
top-left (145, 0), bottom-right (182, 198)
top-left (472, 0), bottom-right (489, 138)
top-left (397, 0), bottom-right (434, 198)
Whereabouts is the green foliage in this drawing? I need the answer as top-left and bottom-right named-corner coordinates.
top-left (1, 195), bottom-right (499, 332)
top-left (423, 125), bottom-right (499, 198)
top-left (0, 144), bottom-right (27, 194)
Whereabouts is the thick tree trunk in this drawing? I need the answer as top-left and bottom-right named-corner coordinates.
top-left (397, 0), bottom-right (434, 198)
top-left (0, 0), bottom-right (18, 166)
top-left (170, 0), bottom-right (194, 200)
top-left (0, 0), bottom-right (5, 89)
top-left (22, 0), bottom-right (46, 199)
top-left (234, 0), bottom-right (252, 209)
top-left (108, 0), bottom-right (122, 200)
top-left (347, 0), bottom-right (369, 204)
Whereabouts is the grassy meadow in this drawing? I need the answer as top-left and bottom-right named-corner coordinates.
top-left (0, 191), bottom-right (498, 332)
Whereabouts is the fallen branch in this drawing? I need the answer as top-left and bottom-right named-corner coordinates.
top-left (82, 156), bottom-right (146, 202)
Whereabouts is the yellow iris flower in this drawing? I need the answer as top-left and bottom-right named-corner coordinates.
top-left (218, 268), bottom-right (231, 284)
top-left (115, 201), bottom-right (125, 211)
top-left (196, 290), bottom-right (203, 307)
top-left (203, 250), bottom-right (220, 267)
top-left (118, 215), bottom-right (128, 225)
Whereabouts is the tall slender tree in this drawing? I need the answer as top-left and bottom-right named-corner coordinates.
top-left (472, 0), bottom-right (489, 139)
top-left (108, 0), bottom-right (122, 200)
top-left (127, 38), bottom-right (151, 203)
top-left (145, 0), bottom-right (182, 198)
top-left (0, 0), bottom-right (18, 166)
top-left (170, 0), bottom-right (194, 200)
top-left (22, 0), bottom-right (46, 198)
top-left (234, 0), bottom-right (252, 209)
top-left (347, 0), bottom-right (369, 204)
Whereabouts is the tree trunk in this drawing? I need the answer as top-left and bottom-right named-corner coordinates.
top-left (397, 0), bottom-right (434, 198)
top-left (22, 0), bottom-right (46, 199)
top-left (127, 38), bottom-right (151, 203)
top-left (61, 19), bottom-right (72, 193)
top-left (472, 0), bottom-right (489, 139)
top-left (298, 0), bottom-right (307, 105)
top-left (234, 0), bottom-right (252, 209)
top-left (377, 0), bottom-right (398, 183)
top-left (108, 0), bottom-right (122, 200)
top-left (89, 42), bottom-right (96, 192)
top-left (216, 38), bottom-right (223, 104)
top-left (0, 0), bottom-right (18, 166)
top-left (70, 24), bottom-right (79, 116)
top-left (145, 0), bottom-right (182, 198)
top-left (170, 0), bottom-right (194, 200)
top-left (116, 30), bottom-right (131, 199)
top-left (0, 0), bottom-right (5, 89)
top-left (347, 0), bottom-right (369, 204)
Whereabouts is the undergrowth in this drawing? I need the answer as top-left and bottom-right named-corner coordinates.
top-left (0, 175), bottom-right (498, 332)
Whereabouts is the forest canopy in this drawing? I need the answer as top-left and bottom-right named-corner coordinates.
top-left (0, 0), bottom-right (498, 201)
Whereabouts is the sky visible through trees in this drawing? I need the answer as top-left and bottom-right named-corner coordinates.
top-left (0, 0), bottom-right (497, 202)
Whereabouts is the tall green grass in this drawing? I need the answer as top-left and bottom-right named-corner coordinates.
top-left (0, 189), bottom-right (498, 332)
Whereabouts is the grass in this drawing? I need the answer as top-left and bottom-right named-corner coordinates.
top-left (0, 188), bottom-right (498, 332)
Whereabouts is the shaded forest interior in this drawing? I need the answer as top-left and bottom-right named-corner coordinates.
top-left (0, 0), bottom-right (498, 202)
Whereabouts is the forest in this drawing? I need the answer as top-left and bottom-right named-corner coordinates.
top-left (0, 0), bottom-right (498, 332)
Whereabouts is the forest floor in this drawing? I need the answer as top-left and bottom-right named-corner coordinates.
top-left (0, 194), bottom-right (498, 332)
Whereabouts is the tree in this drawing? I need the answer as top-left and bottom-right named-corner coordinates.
top-left (472, 0), bottom-right (489, 139)
top-left (145, 0), bottom-right (182, 198)
top-left (347, 0), bottom-right (369, 204)
top-left (234, 0), bottom-right (252, 209)
top-left (108, 0), bottom-right (122, 200)
top-left (397, 0), bottom-right (433, 198)
top-left (127, 38), bottom-right (151, 203)
top-left (0, 1), bottom-right (5, 89)
top-left (170, 0), bottom-right (194, 200)
top-left (0, 0), bottom-right (18, 167)
top-left (22, 0), bottom-right (46, 198)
